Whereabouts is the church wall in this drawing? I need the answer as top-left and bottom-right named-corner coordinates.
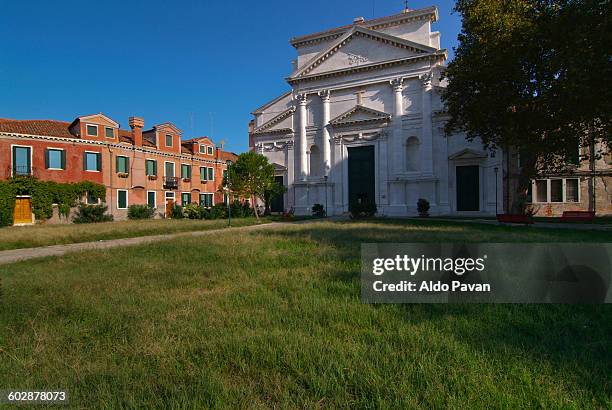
top-left (295, 38), bottom-right (336, 68)
top-left (377, 19), bottom-right (432, 46)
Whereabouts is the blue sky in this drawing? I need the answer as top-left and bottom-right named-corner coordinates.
top-left (0, 1), bottom-right (460, 153)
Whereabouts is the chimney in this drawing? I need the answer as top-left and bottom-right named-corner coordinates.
top-left (129, 116), bottom-right (144, 146)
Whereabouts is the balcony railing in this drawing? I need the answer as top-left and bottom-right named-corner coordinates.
top-left (163, 176), bottom-right (180, 189)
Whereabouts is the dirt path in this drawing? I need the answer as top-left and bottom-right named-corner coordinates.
top-left (0, 222), bottom-right (295, 266)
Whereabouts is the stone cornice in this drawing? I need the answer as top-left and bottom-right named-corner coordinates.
top-left (290, 7), bottom-right (438, 48)
top-left (253, 107), bottom-right (296, 134)
top-left (330, 105), bottom-right (391, 128)
top-left (287, 52), bottom-right (446, 85)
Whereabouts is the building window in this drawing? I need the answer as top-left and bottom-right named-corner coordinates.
top-left (146, 159), bottom-right (157, 176)
top-left (207, 146), bottom-right (214, 155)
top-left (532, 178), bottom-right (581, 203)
top-left (116, 156), bottom-right (129, 174)
top-left (117, 190), bottom-right (128, 209)
top-left (165, 134), bottom-right (173, 147)
top-left (199, 145), bottom-right (207, 154)
top-left (181, 192), bottom-right (191, 205)
top-left (147, 191), bottom-right (156, 208)
top-left (165, 162), bottom-right (175, 177)
top-left (208, 167), bottom-right (214, 181)
top-left (45, 148), bottom-right (65, 170)
top-left (200, 193), bottom-right (214, 208)
top-left (86, 124), bottom-right (98, 137)
top-left (565, 178), bottom-right (579, 202)
top-left (87, 192), bottom-right (99, 205)
top-left (550, 179), bottom-right (563, 202)
top-left (165, 191), bottom-right (175, 201)
top-left (405, 137), bottom-right (420, 172)
top-left (200, 166), bottom-right (207, 181)
top-left (12, 146), bottom-right (32, 176)
top-left (181, 164), bottom-right (192, 179)
top-left (105, 127), bottom-right (114, 138)
top-left (309, 145), bottom-right (321, 177)
top-left (84, 152), bottom-right (101, 172)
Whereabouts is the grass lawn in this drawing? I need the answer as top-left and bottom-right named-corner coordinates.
top-left (0, 220), bottom-right (610, 407)
top-left (0, 217), bottom-right (271, 251)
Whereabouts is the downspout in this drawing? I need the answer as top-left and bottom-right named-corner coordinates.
top-left (107, 145), bottom-right (114, 218)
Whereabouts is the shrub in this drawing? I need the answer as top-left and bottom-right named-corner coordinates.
top-left (73, 203), bottom-right (113, 224)
top-left (230, 200), bottom-right (254, 218)
top-left (417, 198), bottom-right (430, 217)
top-left (171, 204), bottom-right (184, 219)
top-left (312, 203), bottom-right (326, 217)
top-left (183, 203), bottom-right (203, 219)
top-left (210, 204), bottom-right (227, 219)
top-left (349, 201), bottom-right (377, 219)
top-left (127, 204), bottom-right (155, 220)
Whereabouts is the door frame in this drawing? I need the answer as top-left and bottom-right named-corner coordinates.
top-left (342, 141), bottom-right (379, 213)
top-left (450, 161), bottom-right (484, 214)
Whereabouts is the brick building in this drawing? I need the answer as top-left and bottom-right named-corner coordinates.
top-left (0, 113), bottom-right (236, 223)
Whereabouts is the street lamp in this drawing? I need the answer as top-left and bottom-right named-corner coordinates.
top-left (324, 175), bottom-right (328, 217)
top-left (494, 167), bottom-right (499, 216)
top-left (226, 160), bottom-right (232, 227)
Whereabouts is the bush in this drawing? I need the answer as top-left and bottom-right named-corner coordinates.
top-left (417, 198), bottom-right (430, 217)
top-left (312, 203), bottom-right (326, 217)
top-left (183, 203), bottom-right (203, 219)
top-left (171, 204), bottom-right (184, 219)
top-left (209, 204), bottom-right (227, 219)
top-left (349, 201), bottom-right (377, 219)
top-left (127, 204), bottom-right (155, 220)
top-left (73, 203), bottom-right (113, 224)
top-left (230, 200), bottom-right (254, 218)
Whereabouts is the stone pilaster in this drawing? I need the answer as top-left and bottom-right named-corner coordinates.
top-left (420, 73), bottom-right (434, 175)
top-left (390, 78), bottom-right (404, 175)
top-left (318, 90), bottom-right (331, 176)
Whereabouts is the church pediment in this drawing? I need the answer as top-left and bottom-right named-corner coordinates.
top-left (330, 105), bottom-right (391, 127)
top-left (253, 107), bottom-right (295, 135)
top-left (448, 148), bottom-right (488, 160)
top-left (289, 26), bottom-right (437, 81)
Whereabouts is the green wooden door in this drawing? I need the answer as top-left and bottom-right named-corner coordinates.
top-left (270, 176), bottom-right (284, 213)
top-left (348, 146), bottom-right (375, 206)
top-left (456, 165), bottom-right (480, 211)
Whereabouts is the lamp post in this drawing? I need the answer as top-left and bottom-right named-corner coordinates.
top-left (226, 160), bottom-right (232, 227)
top-left (494, 167), bottom-right (499, 216)
top-left (324, 175), bottom-right (328, 217)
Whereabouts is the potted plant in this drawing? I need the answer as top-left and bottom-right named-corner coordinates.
top-left (417, 198), bottom-right (430, 217)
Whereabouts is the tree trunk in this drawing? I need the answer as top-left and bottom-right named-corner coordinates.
top-left (252, 194), bottom-right (259, 221)
top-left (511, 152), bottom-right (536, 215)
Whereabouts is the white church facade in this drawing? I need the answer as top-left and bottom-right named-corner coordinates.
top-left (249, 6), bottom-right (503, 216)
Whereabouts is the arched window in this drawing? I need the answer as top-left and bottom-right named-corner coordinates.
top-left (406, 137), bottom-right (420, 172)
top-left (309, 145), bottom-right (321, 177)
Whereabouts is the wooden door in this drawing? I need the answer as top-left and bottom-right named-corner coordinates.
top-left (165, 200), bottom-right (174, 218)
top-left (13, 198), bottom-right (32, 224)
top-left (456, 166), bottom-right (480, 211)
top-left (348, 146), bottom-right (375, 206)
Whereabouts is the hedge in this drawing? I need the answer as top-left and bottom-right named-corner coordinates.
top-left (0, 177), bottom-right (106, 227)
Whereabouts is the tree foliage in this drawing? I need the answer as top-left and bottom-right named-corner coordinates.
top-left (226, 152), bottom-right (277, 220)
top-left (443, 0), bottom-right (611, 210)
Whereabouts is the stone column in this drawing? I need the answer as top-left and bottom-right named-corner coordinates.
top-left (420, 73), bottom-right (434, 175)
top-left (296, 93), bottom-right (308, 181)
top-left (318, 90), bottom-right (331, 176)
top-left (390, 78), bottom-right (404, 175)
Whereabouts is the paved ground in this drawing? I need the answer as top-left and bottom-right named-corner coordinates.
top-left (0, 221), bottom-right (296, 266)
top-left (401, 217), bottom-right (612, 231)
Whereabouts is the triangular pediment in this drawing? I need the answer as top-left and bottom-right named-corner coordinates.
top-left (254, 107), bottom-right (295, 135)
top-left (77, 113), bottom-right (119, 128)
top-left (154, 122), bottom-right (182, 135)
top-left (290, 26), bottom-right (437, 80)
top-left (330, 105), bottom-right (391, 127)
top-left (448, 148), bottom-right (488, 160)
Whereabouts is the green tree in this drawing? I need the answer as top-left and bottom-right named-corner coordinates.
top-left (443, 0), bottom-right (611, 213)
top-left (226, 152), bottom-right (276, 220)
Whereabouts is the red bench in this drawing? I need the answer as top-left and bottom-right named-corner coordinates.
top-left (560, 211), bottom-right (595, 222)
top-left (496, 214), bottom-right (534, 224)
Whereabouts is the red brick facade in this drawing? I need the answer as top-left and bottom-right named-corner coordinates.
top-left (0, 114), bottom-right (237, 222)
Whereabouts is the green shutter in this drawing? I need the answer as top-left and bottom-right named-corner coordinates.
top-left (45, 149), bottom-right (50, 169)
top-left (153, 160), bottom-right (157, 176)
top-left (208, 168), bottom-right (213, 180)
top-left (188, 165), bottom-right (192, 178)
top-left (115, 156), bottom-right (120, 173)
top-left (96, 153), bottom-right (101, 171)
top-left (61, 150), bottom-right (66, 169)
top-left (83, 152), bottom-right (87, 170)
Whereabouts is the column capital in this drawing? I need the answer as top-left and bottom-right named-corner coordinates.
top-left (295, 93), bottom-right (308, 105)
top-left (420, 72), bottom-right (433, 88)
top-left (390, 77), bottom-right (404, 92)
top-left (318, 89), bottom-right (331, 102)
